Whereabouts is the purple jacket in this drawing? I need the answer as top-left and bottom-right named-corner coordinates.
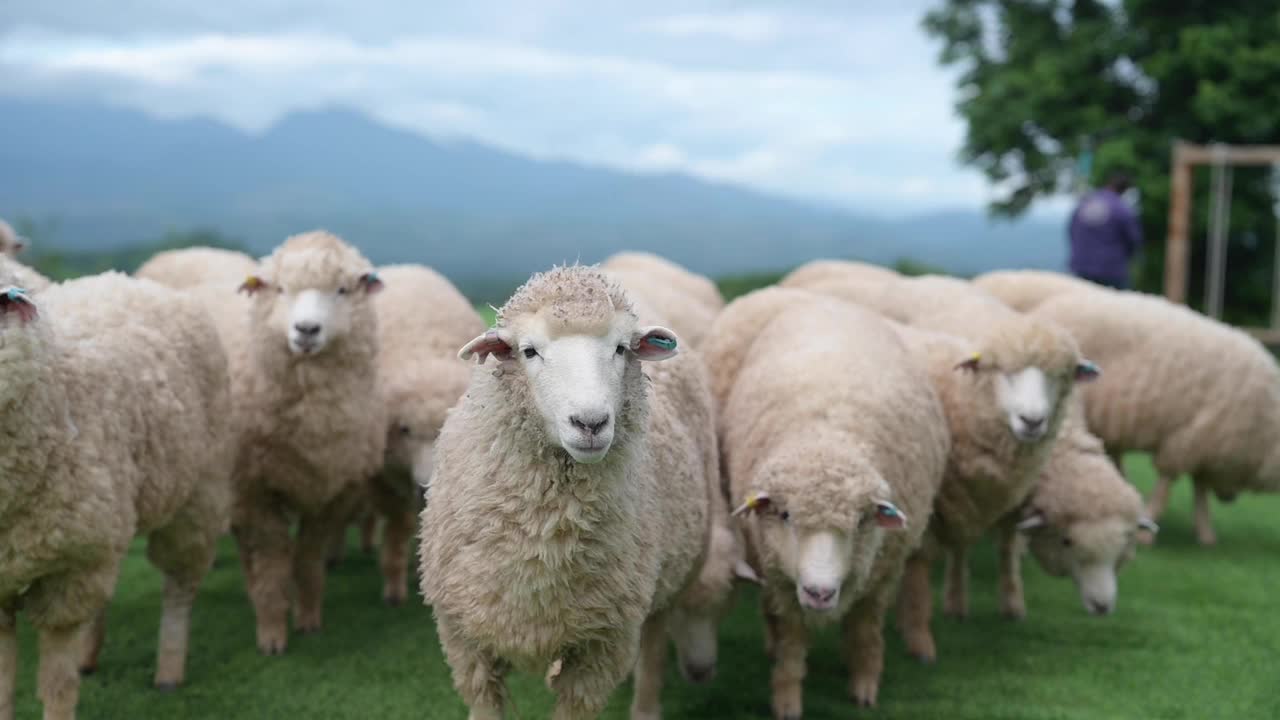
top-left (1068, 189), bottom-right (1142, 283)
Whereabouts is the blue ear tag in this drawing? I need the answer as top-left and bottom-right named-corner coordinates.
top-left (878, 505), bottom-right (898, 518)
top-left (647, 336), bottom-right (676, 351)
top-left (6, 287), bottom-right (26, 301)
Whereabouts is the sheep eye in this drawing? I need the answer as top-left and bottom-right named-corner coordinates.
top-left (523, 347), bottom-right (538, 359)
top-left (779, 511), bottom-right (790, 522)
top-left (1061, 537), bottom-right (1073, 547)
top-left (338, 287), bottom-right (348, 295)
top-left (399, 425), bottom-right (410, 436)
top-left (616, 344), bottom-right (627, 356)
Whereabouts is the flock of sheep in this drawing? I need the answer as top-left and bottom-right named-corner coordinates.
top-left (0, 218), bottom-right (1275, 720)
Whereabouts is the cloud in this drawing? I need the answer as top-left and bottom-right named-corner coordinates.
top-left (0, 3), bottom-right (1020, 216)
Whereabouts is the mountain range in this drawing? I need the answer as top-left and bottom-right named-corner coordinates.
top-left (0, 96), bottom-right (1067, 294)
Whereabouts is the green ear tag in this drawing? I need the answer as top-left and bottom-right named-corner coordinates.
top-left (648, 336), bottom-right (676, 350)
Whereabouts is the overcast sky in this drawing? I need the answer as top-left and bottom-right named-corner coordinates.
top-left (0, 1), bottom-right (1063, 218)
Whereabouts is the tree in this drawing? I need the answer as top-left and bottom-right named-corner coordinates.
top-left (923, 0), bottom-right (1280, 323)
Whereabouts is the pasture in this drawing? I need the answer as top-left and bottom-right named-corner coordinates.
top-left (8, 456), bottom-right (1277, 719)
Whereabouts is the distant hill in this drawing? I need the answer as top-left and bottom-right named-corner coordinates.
top-left (0, 96), bottom-right (1067, 295)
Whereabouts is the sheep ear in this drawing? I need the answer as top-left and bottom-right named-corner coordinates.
top-left (359, 271), bottom-right (384, 295)
top-left (1075, 359), bottom-right (1101, 383)
top-left (238, 275), bottom-right (269, 295)
top-left (0, 286), bottom-right (38, 324)
top-left (632, 326), bottom-right (679, 361)
top-left (731, 491), bottom-right (771, 517)
top-left (459, 329), bottom-right (514, 364)
top-left (954, 351), bottom-right (982, 373)
top-left (874, 500), bottom-right (907, 530)
top-left (733, 560), bottom-right (762, 585)
top-left (1016, 511), bottom-right (1047, 532)
top-left (1138, 517), bottom-right (1159, 534)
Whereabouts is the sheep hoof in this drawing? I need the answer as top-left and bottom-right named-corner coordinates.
top-left (384, 593), bottom-right (405, 608)
top-left (79, 666), bottom-right (97, 677)
top-left (1197, 531), bottom-right (1218, 547)
top-left (1136, 530), bottom-right (1156, 546)
top-left (1001, 607), bottom-right (1027, 622)
top-left (908, 650), bottom-right (936, 665)
top-left (154, 682), bottom-right (179, 693)
top-left (849, 678), bottom-right (878, 708)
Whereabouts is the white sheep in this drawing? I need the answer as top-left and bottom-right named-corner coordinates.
top-left (418, 265), bottom-right (710, 720)
top-left (0, 262), bottom-right (233, 719)
top-left (600, 251), bottom-right (724, 347)
top-left (1000, 402), bottom-right (1158, 617)
top-left (0, 220), bottom-right (52, 292)
top-left (362, 263), bottom-right (485, 605)
top-left (788, 271), bottom-right (1095, 661)
top-left (972, 269), bottom-right (1106, 312)
top-left (779, 259), bottom-right (902, 295)
top-left (703, 286), bottom-right (949, 713)
top-left (187, 230), bottom-right (386, 654)
top-left (1031, 287), bottom-right (1280, 545)
top-left (135, 246), bottom-right (259, 290)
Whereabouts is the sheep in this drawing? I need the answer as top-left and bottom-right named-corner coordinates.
top-left (600, 252), bottom-right (724, 347)
top-left (999, 402), bottom-right (1158, 618)
top-left (972, 269), bottom-right (1107, 312)
top-left (356, 262), bottom-right (485, 605)
top-left (0, 220), bottom-right (52, 293)
top-left (778, 259), bottom-right (901, 295)
top-left (186, 230), bottom-right (386, 655)
top-left (790, 270), bottom-right (1095, 660)
top-left (0, 219), bottom-right (28, 259)
top-left (704, 285), bottom-right (948, 714)
top-left (418, 265), bottom-right (710, 720)
top-left (0, 262), bottom-right (233, 720)
top-left (1031, 287), bottom-right (1280, 546)
top-left (135, 246), bottom-right (259, 290)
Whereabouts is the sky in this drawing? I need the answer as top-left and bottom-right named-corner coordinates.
top-left (0, 1), bottom-right (1063, 218)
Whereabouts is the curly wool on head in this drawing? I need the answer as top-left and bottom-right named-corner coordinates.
top-left (498, 264), bottom-right (634, 334)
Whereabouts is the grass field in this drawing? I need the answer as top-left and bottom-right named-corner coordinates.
top-left (8, 455), bottom-right (1279, 719)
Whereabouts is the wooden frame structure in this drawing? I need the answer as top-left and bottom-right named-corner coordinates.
top-left (1164, 140), bottom-right (1280, 343)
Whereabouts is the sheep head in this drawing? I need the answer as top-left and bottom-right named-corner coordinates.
top-left (458, 265), bottom-right (677, 464)
top-left (240, 231), bottom-right (382, 358)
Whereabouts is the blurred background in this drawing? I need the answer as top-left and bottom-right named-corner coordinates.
top-left (2, 1), bottom-right (1277, 322)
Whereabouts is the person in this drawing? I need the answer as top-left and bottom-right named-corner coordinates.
top-left (1067, 170), bottom-right (1143, 289)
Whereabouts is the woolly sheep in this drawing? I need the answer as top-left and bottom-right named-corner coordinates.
top-left (0, 221), bottom-right (52, 292)
top-left (706, 286), bottom-right (948, 713)
top-left (600, 252), bottom-right (724, 347)
top-left (1001, 402), bottom-right (1157, 617)
top-left (187, 230), bottom-right (386, 655)
top-left (973, 269), bottom-right (1107, 312)
top-left (135, 246), bottom-right (259, 290)
top-left (363, 263), bottom-right (484, 605)
top-left (0, 263), bottom-right (233, 719)
top-left (1032, 288), bottom-right (1280, 546)
top-left (779, 259), bottom-right (901, 295)
top-left (791, 270), bottom-right (1095, 660)
top-left (608, 274), bottom-right (749, 688)
top-left (419, 265), bottom-right (711, 720)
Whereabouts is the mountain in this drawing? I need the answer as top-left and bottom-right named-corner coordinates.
top-left (0, 96), bottom-right (1066, 295)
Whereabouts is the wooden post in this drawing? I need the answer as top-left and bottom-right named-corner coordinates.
top-left (1164, 141), bottom-right (1193, 303)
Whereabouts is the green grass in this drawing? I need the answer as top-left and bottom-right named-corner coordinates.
top-left (16, 455), bottom-right (1276, 719)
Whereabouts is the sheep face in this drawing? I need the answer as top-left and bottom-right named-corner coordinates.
top-left (241, 259), bottom-right (382, 357)
top-left (956, 354), bottom-right (1099, 443)
top-left (1020, 514), bottom-right (1149, 616)
top-left (459, 313), bottom-right (678, 464)
top-left (385, 411), bottom-right (436, 489)
top-left (667, 524), bottom-right (757, 683)
top-left (732, 467), bottom-right (906, 616)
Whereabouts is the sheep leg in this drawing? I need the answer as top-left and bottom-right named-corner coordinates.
top-left (37, 623), bottom-right (87, 720)
top-left (896, 550), bottom-right (936, 663)
top-left (147, 502), bottom-right (220, 689)
top-left (435, 616), bottom-right (506, 720)
top-left (293, 515), bottom-right (333, 634)
top-left (762, 607), bottom-right (779, 661)
top-left (629, 613), bottom-right (668, 720)
top-left (1, 610), bottom-right (16, 720)
top-left (77, 609), bottom-right (106, 676)
top-left (151, 578), bottom-right (199, 690)
top-left (1139, 473), bottom-right (1175, 545)
top-left (379, 508), bottom-right (415, 607)
top-left (233, 502), bottom-right (294, 655)
top-left (997, 525), bottom-right (1027, 620)
top-left (769, 611), bottom-right (808, 720)
top-left (942, 545), bottom-right (969, 619)
top-left (844, 588), bottom-right (892, 708)
top-left (1192, 479), bottom-right (1217, 546)
top-left (551, 631), bottom-right (640, 720)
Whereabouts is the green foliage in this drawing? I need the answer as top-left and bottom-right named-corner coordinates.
top-left (6, 456), bottom-right (1278, 717)
top-left (17, 226), bottom-right (250, 282)
top-left (893, 258), bottom-right (952, 277)
top-left (715, 271), bottom-right (788, 301)
top-left (923, 1), bottom-right (1280, 323)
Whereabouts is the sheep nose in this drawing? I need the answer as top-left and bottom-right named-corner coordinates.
top-left (1018, 414), bottom-right (1045, 431)
top-left (570, 411), bottom-right (611, 436)
top-left (1088, 600), bottom-right (1112, 616)
top-left (293, 322), bottom-right (322, 337)
top-left (802, 585), bottom-right (836, 604)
